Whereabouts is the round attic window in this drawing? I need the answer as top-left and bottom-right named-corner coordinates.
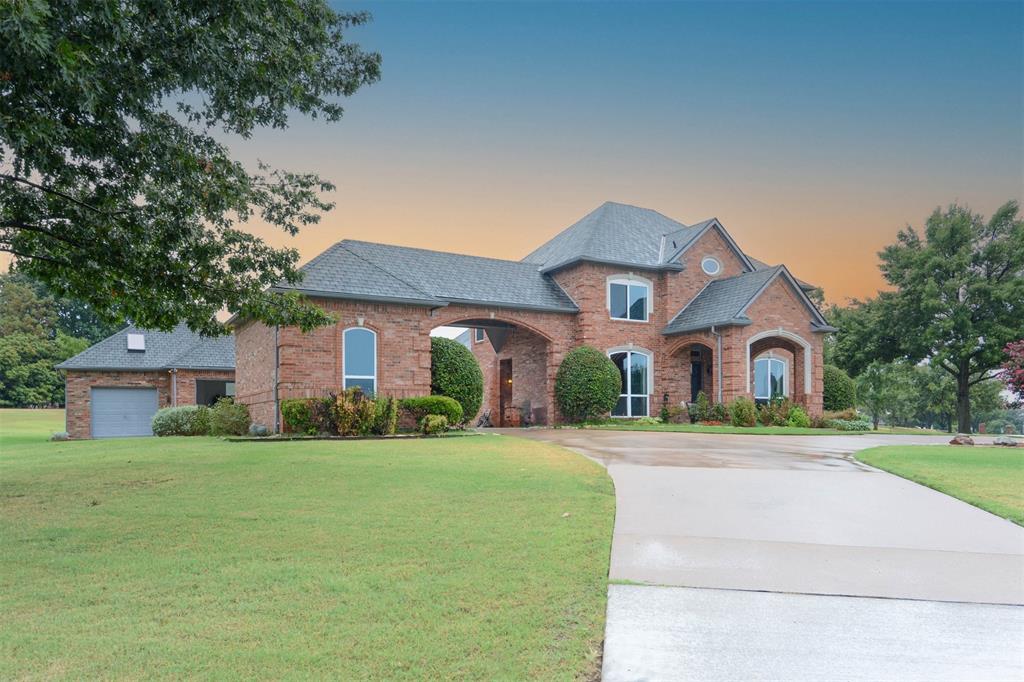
top-left (701, 257), bottom-right (721, 276)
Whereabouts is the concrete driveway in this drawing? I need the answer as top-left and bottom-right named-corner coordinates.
top-left (508, 429), bottom-right (1024, 681)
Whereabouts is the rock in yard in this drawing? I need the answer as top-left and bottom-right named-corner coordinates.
top-left (949, 434), bottom-right (974, 446)
top-left (993, 436), bottom-right (1021, 447)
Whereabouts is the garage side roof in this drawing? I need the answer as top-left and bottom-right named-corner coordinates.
top-left (56, 324), bottom-right (235, 371)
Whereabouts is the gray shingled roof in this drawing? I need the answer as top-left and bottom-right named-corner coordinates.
top-left (522, 201), bottom-right (707, 271)
top-left (747, 255), bottom-right (817, 291)
top-left (662, 267), bottom-right (780, 335)
top-left (277, 240), bottom-right (579, 313)
top-left (57, 324), bottom-right (235, 371)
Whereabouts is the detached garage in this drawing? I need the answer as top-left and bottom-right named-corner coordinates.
top-left (57, 325), bottom-right (235, 439)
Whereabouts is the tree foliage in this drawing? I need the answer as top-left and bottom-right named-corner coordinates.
top-left (1, 1), bottom-right (381, 335)
top-left (0, 331), bottom-right (88, 406)
top-left (430, 337), bottom-right (484, 422)
top-left (1003, 340), bottom-right (1024, 407)
top-left (554, 346), bottom-right (621, 422)
top-left (856, 362), bottom-right (916, 429)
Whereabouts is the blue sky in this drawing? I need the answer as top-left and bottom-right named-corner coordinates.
top-left (239, 1), bottom-right (1023, 301)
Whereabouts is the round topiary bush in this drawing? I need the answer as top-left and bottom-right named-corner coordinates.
top-left (823, 364), bottom-right (856, 411)
top-left (555, 345), bottom-right (621, 422)
top-left (430, 336), bottom-right (484, 422)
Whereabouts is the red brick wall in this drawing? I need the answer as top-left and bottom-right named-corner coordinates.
top-left (232, 233), bottom-right (827, 427)
top-left (64, 368), bottom-right (234, 439)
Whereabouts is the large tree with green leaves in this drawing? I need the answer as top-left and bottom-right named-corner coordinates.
top-left (873, 202), bottom-right (1023, 433)
top-left (1, 1), bottom-right (380, 335)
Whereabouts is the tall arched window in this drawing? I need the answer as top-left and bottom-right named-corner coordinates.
top-left (610, 349), bottom-right (650, 417)
top-left (343, 327), bottom-right (377, 396)
top-left (754, 356), bottom-right (786, 402)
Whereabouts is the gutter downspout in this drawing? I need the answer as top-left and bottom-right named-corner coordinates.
top-left (710, 326), bottom-right (723, 404)
top-left (273, 325), bottom-right (280, 433)
top-left (170, 368), bottom-right (178, 406)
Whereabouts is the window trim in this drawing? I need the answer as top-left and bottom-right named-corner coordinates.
top-left (753, 355), bottom-right (787, 400)
top-left (474, 327), bottom-right (485, 343)
top-left (701, 256), bottom-right (722, 276)
top-left (608, 346), bottom-right (653, 418)
top-left (606, 274), bottom-right (652, 323)
top-left (342, 326), bottom-right (378, 395)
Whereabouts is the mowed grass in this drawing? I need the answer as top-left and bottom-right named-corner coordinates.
top-left (857, 445), bottom-right (1024, 525)
top-left (0, 409), bottom-right (615, 680)
top-left (586, 422), bottom-right (853, 436)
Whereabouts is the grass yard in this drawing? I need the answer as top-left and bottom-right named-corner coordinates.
top-left (0, 409), bottom-right (615, 680)
top-left (856, 445), bottom-right (1024, 526)
top-left (585, 422), bottom-right (854, 436)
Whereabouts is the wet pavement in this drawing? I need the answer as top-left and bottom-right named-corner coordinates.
top-left (500, 428), bottom-right (1024, 681)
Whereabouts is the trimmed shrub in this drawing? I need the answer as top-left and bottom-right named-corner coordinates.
top-left (786, 406), bottom-right (811, 428)
top-left (400, 395), bottom-right (463, 427)
top-left (334, 387), bottom-right (377, 436)
top-left (728, 396), bottom-right (757, 427)
top-left (420, 414), bottom-right (449, 435)
top-left (152, 405), bottom-right (211, 436)
top-left (823, 365), bottom-right (856, 411)
top-left (692, 391), bottom-right (710, 422)
top-left (554, 346), bottom-right (621, 422)
top-left (209, 398), bottom-right (250, 436)
top-left (661, 405), bottom-right (689, 424)
top-left (280, 398), bottom-right (316, 435)
top-left (372, 396), bottom-right (399, 436)
top-left (709, 402), bottom-right (727, 423)
top-left (757, 398), bottom-right (795, 426)
top-left (827, 417), bottom-right (871, 431)
top-left (430, 336), bottom-right (484, 423)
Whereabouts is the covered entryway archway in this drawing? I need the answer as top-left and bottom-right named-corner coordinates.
top-left (430, 316), bottom-right (554, 427)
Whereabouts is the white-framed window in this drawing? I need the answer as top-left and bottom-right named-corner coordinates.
top-left (701, 256), bottom-right (721, 276)
top-left (608, 277), bottom-right (650, 322)
top-left (610, 349), bottom-right (650, 417)
top-left (475, 328), bottom-right (485, 343)
top-left (754, 356), bottom-right (786, 401)
top-left (343, 327), bottom-right (377, 396)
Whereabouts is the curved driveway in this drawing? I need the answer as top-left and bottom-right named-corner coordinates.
top-left (507, 428), bottom-right (1024, 681)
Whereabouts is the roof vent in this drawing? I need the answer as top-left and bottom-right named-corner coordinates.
top-left (126, 333), bottom-right (145, 352)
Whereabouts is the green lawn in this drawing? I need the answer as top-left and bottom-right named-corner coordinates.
top-left (856, 445), bottom-right (1024, 525)
top-left (0, 409), bottom-right (615, 679)
top-left (584, 422), bottom-right (855, 436)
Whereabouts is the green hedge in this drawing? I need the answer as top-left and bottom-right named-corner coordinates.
top-left (400, 395), bottom-right (463, 426)
top-left (728, 396), bottom-right (757, 427)
top-left (554, 346), bottom-right (621, 422)
top-left (430, 337), bottom-right (483, 422)
top-left (151, 405), bottom-right (210, 436)
top-left (209, 398), bottom-right (250, 436)
top-left (823, 364), bottom-right (856, 411)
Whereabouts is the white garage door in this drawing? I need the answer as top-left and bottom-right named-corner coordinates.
top-left (91, 387), bottom-right (159, 438)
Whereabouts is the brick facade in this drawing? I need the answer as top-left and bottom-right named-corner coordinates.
top-left (64, 368), bottom-right (235, 439)
top-left (234, 229), bottom-right (827, 430)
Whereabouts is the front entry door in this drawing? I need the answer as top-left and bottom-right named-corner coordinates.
top-left (690, 361), bottom-right (703, 402)
top-left (499, 359), bottom-right (513, 427)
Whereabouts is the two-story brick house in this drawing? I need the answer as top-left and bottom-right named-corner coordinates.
top-left (234, 202), bottom-right (834, 430)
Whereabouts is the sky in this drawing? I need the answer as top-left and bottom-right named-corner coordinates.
top-left (12, 1), bottom-right (1024, 304)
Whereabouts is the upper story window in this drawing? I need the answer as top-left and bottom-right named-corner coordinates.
top-left (608, 277), bottom-right (650, 322)
top-left (475, 328), bottom-right (485, 343)
top-left (701, 257), bottom-right (721, 276)
top-left (343, 327), bottom-right (377, 396)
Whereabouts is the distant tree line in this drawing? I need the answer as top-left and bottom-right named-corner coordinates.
top-left (0, 272), bottom-right (123, 407)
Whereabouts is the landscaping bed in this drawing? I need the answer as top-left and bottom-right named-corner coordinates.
top-left (584, 422), bottom-right (856, 436)
top-left (856, 445), bottom-right (1024, 525)
top-left (0, 409), bottom-right (614, 679)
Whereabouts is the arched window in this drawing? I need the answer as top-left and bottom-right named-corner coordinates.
top-left (343, 327), bottom-right (377, 396)
top-left (754, 357), bottom-right (786, 401)
top-left (610, 349), bottom-right (650, 417)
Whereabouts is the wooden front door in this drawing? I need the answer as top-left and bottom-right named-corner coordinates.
top-left (499, 359), bottom-right (513, 427)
